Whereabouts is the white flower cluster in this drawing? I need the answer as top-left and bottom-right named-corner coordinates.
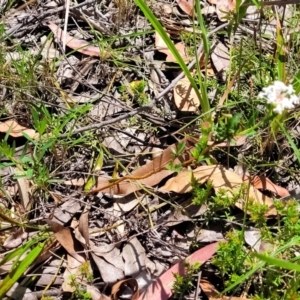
top-left (258, 81), bottom-right (299, 114)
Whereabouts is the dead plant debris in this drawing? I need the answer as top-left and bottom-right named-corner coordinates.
top-left (0, 0), bottom-right (299, 300)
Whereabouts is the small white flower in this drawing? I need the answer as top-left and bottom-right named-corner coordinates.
top-left (258, 80), bottom-right (299, 114)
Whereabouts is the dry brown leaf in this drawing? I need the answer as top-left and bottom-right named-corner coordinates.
top-left (211, 135), bottom-right (247, 147)
top-left (0, 119), bottom-right (37, 138)
top-left (160, 165), bottom-right (277, 216)
top-left (122, 237), bottom-right (147, 277)
top-left (93, 137), bottom-right (197, 195)
top-left (47, 22), bottom-right (109, 58)
top-left (242, 174), bottom-right (290, 198)
top-left (155, 32), bottom-right (190, 63)
top-left (207, 0), bottom-right (236, 20)
top-left (113, 194), bottom-right (139, 216)
top-left (78, 206), bottom-right (90, 250)
top-left (62, 255), bottom-right (89, 293)
top-left (111, 278), bottom-right (139, 300)
top-left (3, 228), bottom-right (28, 249)
top-left (16, 175), bottom-right (31, 212)
top-left (166, 198), bottom-right (208, 226)
top-left (176, 0), bottom-right (194, 15)
top-left (91, 252), bottom-right (124, 284)
top-left (174, 76), bottom-right (200, 112)
top-left (200, 279), bottom-right (251, 300)
top-left (99, 295), bottom-right (111, 300)
top-left (46, 219), bottom-right (85, 263)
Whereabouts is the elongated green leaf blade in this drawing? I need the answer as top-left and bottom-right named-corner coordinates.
top-left (254, 253), bottom-right (300, 273)
top-left (134, 0), bottom-right (204, 112)
top-left (0, 242), bottom-right (45, 298)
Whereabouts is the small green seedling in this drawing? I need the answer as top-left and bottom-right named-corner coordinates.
top-left (172, 261), bottom-right (201, 299)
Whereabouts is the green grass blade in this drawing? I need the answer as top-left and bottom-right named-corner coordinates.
top-left (134, 0), bottom-right (205, 113)
top-left (0, 242), bottom-right (45, 298)
top-left (254, 253), bottom-right (300, 273)
top-left (221, 261), bottom-right (265, 294)
top-left (275, 18), bottom-right (285, 81)
top-left (292, 69), bottom-right (300, 94)
top-left (0, 247), bottom-right (24, 268)
top-left (194, 0), bottom-right (210, 115)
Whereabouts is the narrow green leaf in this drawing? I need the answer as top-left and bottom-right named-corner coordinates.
top-left (84, 148), bottom-right (104, 191)
top-left (0, 242), bottom-right (45, 298)
top-left (254, 253), bottom-right (300, 273)
top-left (134, 0), bottom-right (205, 112)
top-left (276, 20), bottom-right (285, 81)
top-left (292, 69), bottom-right (300, 94)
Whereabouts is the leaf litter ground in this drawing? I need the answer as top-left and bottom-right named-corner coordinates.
top-left (1, 1), bottom-right (300, 300)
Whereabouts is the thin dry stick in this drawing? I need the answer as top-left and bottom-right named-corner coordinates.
top-left (63, 0), bottom-right (71, 52)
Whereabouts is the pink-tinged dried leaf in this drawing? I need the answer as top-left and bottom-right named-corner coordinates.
top-left (200, 279), bottom-right (251, 300)
top-left (207, 0), bottom-right (236, 20)
top-left (64, 178), bottom-right (86, 186)
top-left (176, 0), bottom-right (194, 15)
top-left (155, 32), bottom-right (190, 63)
top-left (138, 242), bottom-right (220, 300)
top-left (45, 219), bottom-right (85, 263)
top-left (242, 174), bottom-right (290, 198)
top-left (174, 76), bottom-right (200, 111)
top-left (47, 21), bottom-right (108, 58)
top-left (0, 119), bottom-right (37, 138)
top-left (111, 278), bottom-right (139, 300)
top-left (99, 294), bottom-right (111, 300)
top-left (160, 165), bottom-right (277, 216)
top-left (211, 135), bottom-right (246, 147)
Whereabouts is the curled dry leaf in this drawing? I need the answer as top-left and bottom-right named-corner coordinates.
top-left (160, 165), bottom-right (277, 216)
top-left (0, 119), bottom-right (37, 138)
top-left (174, 76), bottom-right (200, 112)
top-left (47, 21), bottom-right (110, 58)
top-left (176, 0), bottom-right (194, 15)
top-left (155, 32), bottom-right (190, 63)
top-left (200, 279), bottom-right (251, 300)
top-left (111, 278), bottom-right (139, 300)
top-left (138, 242), bottom-right (221, 300)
